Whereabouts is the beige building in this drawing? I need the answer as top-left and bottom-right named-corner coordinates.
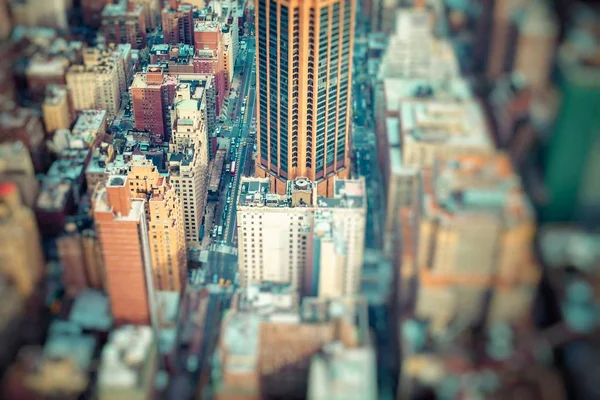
top-left (66, 45), bottom-right (128, 116)
top-left (236, 177), bottom-right (366, 297)
top-left (214, 289), bottom-right (371, 400)
top-left (10, 0), bottom-right (68, 30)
top-left (168, 83), bottom-right (210, 245)
top-left (409, 153), bottom-right (540, 331)
top-left (0, 182), bottom-right (45, 298)
top-left (97, 325), bottom-right (157, 400)
top-left (127, 159), bottom-right (187, 292)
top-left (42, 84), bottom-right (72, 133)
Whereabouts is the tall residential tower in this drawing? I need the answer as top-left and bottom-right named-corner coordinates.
top-left (255, 0), bottom-right (355, 196)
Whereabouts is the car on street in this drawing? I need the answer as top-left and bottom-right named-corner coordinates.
top-left (228, 182), bottom-right (233, 189)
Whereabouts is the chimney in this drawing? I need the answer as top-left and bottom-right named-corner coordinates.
top-left (106, 176), bottom-right (132, 217)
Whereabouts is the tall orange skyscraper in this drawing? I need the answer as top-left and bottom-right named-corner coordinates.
top-left (255, 0), bottom-right (356, 196)
top-left (93, 176), bottom-right (155, 325)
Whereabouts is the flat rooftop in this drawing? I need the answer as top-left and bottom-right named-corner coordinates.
top-left (400, 99), bottom-right (493, 148)
top-left (98, 325), bottom-right (154, 389)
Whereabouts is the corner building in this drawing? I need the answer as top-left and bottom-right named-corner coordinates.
top-left (255, 0), bottom-right (355, 196)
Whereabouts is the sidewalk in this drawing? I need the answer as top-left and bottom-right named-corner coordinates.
top-left (200, 202), bottom-right (218, 250)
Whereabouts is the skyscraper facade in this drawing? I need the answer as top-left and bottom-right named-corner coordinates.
top-left (255, 0), bottom-right (355, 196)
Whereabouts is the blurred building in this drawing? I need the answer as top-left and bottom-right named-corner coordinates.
top-left (0, 276), bottom-right (25, 374)
top-left (542, 7), bottom-right (600, 223)
top-left (0, 0), bottom-right (11, 40)
top-left (0, 141), bottom-right (40, 208)
top-left (97, 325), bottom-right (157, 400)
top-left (132, 0), bottom-right (160, 30)
top-left (307, 342), bottom-right (377, 400)
top-left (237, 177), bottom-right (366, 297)
top-left (93, 176), bottom-right (154, 325)
top-left (101, 0), bottom-right (147, 49)
top-left (10, 0), bottom-right (68, 30)
top-left (81, 0), bottom-right (111, 28)
top-left (127, 158), bottom-right (188, 292)
top-left (35, 148), bottom-right (88, 236)
top-left (0, 182), bottom-right (45, 298)
top-left (42, 84), bottom-right (72, 134)
top-left (0, 105), bottom-right (48, 173)
top-left (399, 153), bottom-right (539, 334)
top-left (57, 220), bottom-right (105, 297)
top-left (254, 0), bottom-right (355, 196)
top-left (162, 1), bottom-right (194, 46)
top-left (214, 290), bottom-right (371, 400)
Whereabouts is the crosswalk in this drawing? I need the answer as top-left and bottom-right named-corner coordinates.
top-left (209, 243), bottom-right (238, 255)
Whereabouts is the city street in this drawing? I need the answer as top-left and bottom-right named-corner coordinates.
top-left (197, 37), bottom-right (256, 287)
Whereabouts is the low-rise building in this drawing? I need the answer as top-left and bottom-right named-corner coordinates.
top-left (97, 325), bottom-right (157, 400)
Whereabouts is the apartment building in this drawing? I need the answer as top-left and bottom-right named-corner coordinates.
top-left (0, 141), bottom-right (40, 208)
top-left (93, 176), bottom-right (154, 325)
top-left (66, 46), bottom-right (127, 117)
top-left (101, 0), bottom-right (147, 49)
top-left (236, 177), bottom-right (366, 296)
top-left (194, 20), bottom-right (227, 113)
top-left (127, 159), bottom-right (187, 292)
top-left (168, 83), bottom-right (210, 245)
top-left (42, 84), bottom-right (72, 134)
top-left (161, 1), bottom-right (194, 45)
top-left (131, 66), bottom-right (178, 142)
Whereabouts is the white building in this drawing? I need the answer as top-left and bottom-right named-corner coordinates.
top-left (10, 0), bottom-right (68, 30)
top-left (168, 83), bottom-right (210, 246)
top-left (236, 177), bottom-right (367, 297)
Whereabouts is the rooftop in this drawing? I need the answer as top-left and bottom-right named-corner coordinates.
top-left (400, 99), bottom-right (493, 148)
top-left (221, 312), bottom-right (260, 371)
top-left (69, 289), bottom-right (113, 331)
top-left (98, 325), bottom-right (154, 389)
top-left (72, 110), bottom-right (107, 135)
top-left (44, 321), bottom-right (97, 371)
top-left (102, 0), bottom-right (144, 17)
top-left (308, 343), bottom-right (377, 400)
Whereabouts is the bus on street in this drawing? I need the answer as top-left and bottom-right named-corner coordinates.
top-left (230, 161), bottom-right (236, 176)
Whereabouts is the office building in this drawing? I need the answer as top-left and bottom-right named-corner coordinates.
top-left (0, 276), bottom-right (25, 373)
top-left (0, 182), bottom-right (45, 298)
top-left (127, 159), bottom-right (187, 292)
top-left (0, 141), bottom-right (40, 208)
top-left (214, 290), bottom-right (370, 400)
top-left (236, 177), bottom-right (366, 296)
top-left (101, 0), bottom-right (147, 49)
top-left (255, 0), bottom-right (356, 195)
top-left (42, 84), bottom-right (72, 134)
top-left (93, 176), bottom-right (154, 325)
top-left (162, 1), bottom-right (194, 45)
top-left (97, 325), bottom-right (157, 400)
top-left (131, 66), bottom-right (178, 142)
